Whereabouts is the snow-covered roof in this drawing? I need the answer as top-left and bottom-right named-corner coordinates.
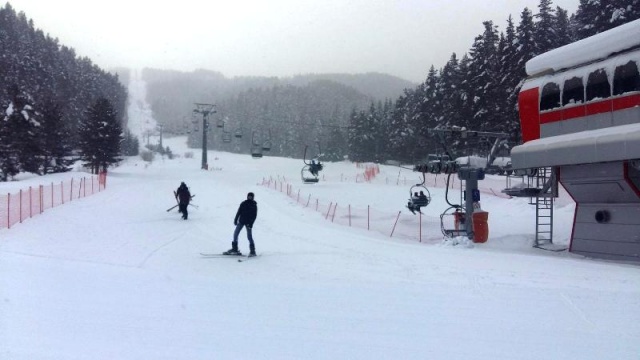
top-left (526, 19), bottom-right (640, 77)
top-left (511, 123), bottom-right (640, 169)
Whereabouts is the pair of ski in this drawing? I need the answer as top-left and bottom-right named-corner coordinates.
top-left (167, 192), bottom-right (197, 212)
top-left (200, 253), bottom-right (259, 262)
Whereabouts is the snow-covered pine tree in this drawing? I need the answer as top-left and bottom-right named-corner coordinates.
top-left (39, 98), bottom-right (74, 174)
top-left (78, 98), bottom-right (123, 174)
top-left (4, 84), bottom-right (41, 175)
top-left (466, 21), bottom-right (500, 138)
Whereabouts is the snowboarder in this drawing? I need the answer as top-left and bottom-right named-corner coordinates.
top-left (224, 192), bottom-right (258, 256)
top-left (175, 182), bottom-right (191, 220)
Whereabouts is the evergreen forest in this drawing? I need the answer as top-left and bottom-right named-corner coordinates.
top-left (1, 0), bottom-right (639, 181)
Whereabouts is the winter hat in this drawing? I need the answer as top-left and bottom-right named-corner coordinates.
top-left (247, 192), bottom-right (255, 198)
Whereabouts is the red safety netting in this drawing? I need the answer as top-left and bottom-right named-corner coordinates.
top-left (0, 172), bottom-right (107, 229)
top-left (259, 175), bottom-right (444, 244)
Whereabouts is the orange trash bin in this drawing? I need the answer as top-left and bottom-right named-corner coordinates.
top-left (472, 211), bottom-right (489, 243)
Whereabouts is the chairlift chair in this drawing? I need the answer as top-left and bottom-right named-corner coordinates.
top-left (262, 129), bottom-right (272, 151)
top-left (301, 144), bottom-right (323, 184)
top-left (301, 165), bottom-right (319, 183)
top-left (440, 205), bottom-right (467, 238)
top-left (222, 131), bottom-right (232, 143)
top-left (406, 183), bottom-right (431, 215)
top-left (251, 131), bottom-right (263, 159)
top-left (251, 147), bottom-right (263, 159)
top-left (234, 128), bottom-right (243, 138)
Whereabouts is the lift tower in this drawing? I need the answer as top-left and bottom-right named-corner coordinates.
top-left (193, 103), bottom-right (216, 169)
top-left (424, 127), bottom-right (508, 240)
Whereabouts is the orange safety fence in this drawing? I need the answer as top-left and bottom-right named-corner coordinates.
top-left (260, 176), bottom-right (444, 244)
top-left (0, 172), bottom-right (107, 229)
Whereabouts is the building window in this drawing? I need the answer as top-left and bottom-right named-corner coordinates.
top-left (562, 77), bottom-right (584, 106)
top-left (540, 82), bottom-right (561, 111)
top-left (613, 60), bottom-right (640, 95)
top-left (586, 68), bottom-right (611, 101)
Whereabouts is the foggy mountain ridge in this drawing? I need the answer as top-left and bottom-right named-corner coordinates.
top-left (141, 68), bottom-right (416, 101)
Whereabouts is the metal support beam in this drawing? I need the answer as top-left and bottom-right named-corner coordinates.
top-left (193, 103), bottom-right (216, 170)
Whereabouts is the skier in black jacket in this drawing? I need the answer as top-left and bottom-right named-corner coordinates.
top-left (175, 182), bottom-right (191, 220)
top-left (224, 192), bottom-right (258, 256)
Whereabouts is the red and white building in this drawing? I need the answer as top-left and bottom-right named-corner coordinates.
top-left (511, 19), bottom-right (640, 262)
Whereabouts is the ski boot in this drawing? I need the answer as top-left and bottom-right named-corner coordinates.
top-left (248, 244), bottom-right (256, 257)
top-left (223, 242), bottom-right (242, 256)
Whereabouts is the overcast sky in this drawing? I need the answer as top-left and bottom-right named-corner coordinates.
top-left (9, 0), bottom-right (579, 83)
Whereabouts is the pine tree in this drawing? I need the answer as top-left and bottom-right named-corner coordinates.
top-left (467, 21), bottom-right (500, 136)
top-left (78, 98), bottom-right (123, 173)
top-left (575, 0), bottom-right (640, 39)
top-left (39, 98), bottom-right (74, 173)
top-left (554, 7), bottom-right (575, 46)
top-left (515, 8), bottom-right (537, 78)
top-left (121, 129), bottom-right (140, 156)
top-left (535, 0), bottom-right (557, 53)
top-left (3, 84), bottom-right (41, 176)
top-left (438, 53), bottom-right (466, 131)
top-left (574, 0), bottom-right (606, 39)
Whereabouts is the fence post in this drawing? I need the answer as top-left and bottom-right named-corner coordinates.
top-left (61, 181), bottom-right (64, 204)
top-left (325, 202), bottom-right (333, 220)
top-left (19, 189), bottom-right (23, 223)
top-left (70, 178), bottom-right (73, 202)
top-left (390, 211), bottom-right (401, 237)
top-left (316, 199), bottom-right (319, 211)
top-left (7, 193), bottom-right (10, 229)
top-left (40, 185), bottom-right (43, 214)
top-left (29, 186), bottom-right (32, 219)
top-left (51, 182), bottom-right (54, 208)
top-left (331, 203), bottom-right (337, 222)
top-left (296, 189), bottom-right (300, 203)
top-left (306, 194), bottom-right (311, 207)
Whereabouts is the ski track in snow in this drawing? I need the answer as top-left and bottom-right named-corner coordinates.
top-left (0, 73), bottom-right (639, 360)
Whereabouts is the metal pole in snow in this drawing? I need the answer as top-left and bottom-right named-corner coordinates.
top-left (331, 203), bottom-right (337, 222)
top-left (325, 202), bottom-right (333, 220)
top-left (419, 211), bottom-right (422, 242)
top-left (390, 211), bottom-right (401, 237)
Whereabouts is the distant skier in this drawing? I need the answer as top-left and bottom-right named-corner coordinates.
top-left (175, 182), bottom-right (191, 220)
top-left (224, 192), bottom-right (258, 256)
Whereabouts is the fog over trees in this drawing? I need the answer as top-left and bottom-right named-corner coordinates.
top-left (1, 0), bottom-right (638, 180)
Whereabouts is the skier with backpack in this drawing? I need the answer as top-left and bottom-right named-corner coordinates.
top-left (224, 192), bottom-right (258, 257)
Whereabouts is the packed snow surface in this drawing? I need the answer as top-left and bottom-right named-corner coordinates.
top-left (1, 71), bottom-right (639, 359)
